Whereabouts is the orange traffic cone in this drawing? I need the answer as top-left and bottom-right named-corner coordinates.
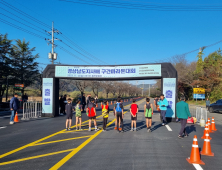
top-left (202, 127), bottom-right (212, 140)
top-left (201, 124), bottom-right (210, 139)
top-left (14, 111), bottom-right (19, 123)
top-left (96, 103), bottom-right (98, 108)
top-left (101, 102), bottom-right (102, 107)
top-left (186, 135), bottom-right (205, 165)
top-left (111, 101), bottom-right (112, 105)
top-left (211, 117), bottom-right (217, 131)
top-left (208, 118), bottom-right (214, 133)
top-left (107, 101), bottom-right (109, 106)
top-left (200, 132), bottom-right (214, 156)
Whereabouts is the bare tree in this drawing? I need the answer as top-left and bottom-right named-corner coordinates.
top-left (89, 81), bottom-right (101, 96)
top-left (101, 81), bottom-right (113, 98)
top-left (70, 80), bottom-right (89, 97)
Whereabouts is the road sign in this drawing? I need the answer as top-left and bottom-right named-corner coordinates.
top-left (193, 88), bottom-right (205, 94)
top-left (15, 84), bottom-right (24, 88)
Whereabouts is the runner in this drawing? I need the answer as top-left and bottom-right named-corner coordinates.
top-left (75, 99), bottom-right (83, 130)
top-left (87, 98), bottom-right (99, 131)
top-left (102, 100), bottom-right (109, 131)
top-left (144, 98), bottom-right (153, 132)
top-left (130, 99), bottom-right (138, 132)
top-left (114, 98), bottom-right (124, 133)
top-left (65, 98), bottom-right (74, 131)
top-left (157, 94), bottom-right (168, 126)
top-left (114, 97), bottom-right (121, 130)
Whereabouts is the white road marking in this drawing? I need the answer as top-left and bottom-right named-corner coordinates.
top-left (193, 164), bottom-right (204, 170)
top-left (0, 126), bottom-right (6, 129)
top-left (165, 125), bottom-right (172, 131)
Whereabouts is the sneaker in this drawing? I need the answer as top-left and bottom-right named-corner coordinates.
top-left (114, 127), bottom-right (117, 130)
top-left (68, 128), bottom-right (71, 131)
top-left (130, 129), bottom-right (133, 132)
top-left (121, 130), bottom-right (124, 133)
top-left (103, 130), bottom-right (105, 132)
top-left (178, 135), bottom-right (183, 139)
top-left (184, 135), bottom-right (188, 137)
top-left (65, 128), bottom-right (68, 131)
top-left (88, 128), bottom-right (91, 131)
top-left (76, 128), bottom-right (78, 131)
top-left (162, 123), bottom-right (165, 126)
top-left (79, 128), bottom-right (83, 131)
top-left (134, 128), bottom-right (136, 131)
top-left (9, 121), bottom-right (14, 125)
top-left (147, 129), bottom-right (151, 132)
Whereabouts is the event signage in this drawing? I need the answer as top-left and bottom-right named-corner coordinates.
top-left (163, 78), bottom-right (176, 118)
top-left (42, 78), bottom-right (53, 113)
top-left (55, 65), bottom-right (161, 78)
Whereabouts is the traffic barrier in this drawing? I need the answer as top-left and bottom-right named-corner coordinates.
top-left (200, 132), bottom-right (214, 156)
top-left (189, 107), bottom-right (208, 124)
top-left (186, 135), bottom-right (205, 165)
top-left (211, 117), bottom-right (217, 131)
top-left (14, 111), bottom-right (19, 122)
top-left (21, 102), bottom-right (42, 120)
top-left (207, 118), bottom-right (214, 133)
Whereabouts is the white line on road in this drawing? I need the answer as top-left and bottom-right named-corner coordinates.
top-left (193, 164), bottom-right (204, 170)
top-left (0, 126), bottom-right (6, 129)
top-left (165, 125), bottom-right (172, 131)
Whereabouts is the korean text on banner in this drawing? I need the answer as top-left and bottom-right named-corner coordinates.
top-left (42, 78), bottom-right (53, 113)
top-left (55, 65), bottom-right (161, 78)
top-left (163, 78), bottom-right (176, 118)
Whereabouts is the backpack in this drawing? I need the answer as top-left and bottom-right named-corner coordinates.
top-left (116, 103), bottom-right (122, 112)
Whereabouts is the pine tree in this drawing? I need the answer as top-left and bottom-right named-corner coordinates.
top-left (11, 39), bottom-right (39, 96)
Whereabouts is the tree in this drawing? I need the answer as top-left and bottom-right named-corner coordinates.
top-left (101, 81), bottom-right (113, 98)
top-left (11, 39), bottom-right (39, 96)
top-left (0, 33), bottom-right (13, 102)
top-left (89, 81), bottom-right (101, 96)
top-left (71, 80), bottom-right (89, 97)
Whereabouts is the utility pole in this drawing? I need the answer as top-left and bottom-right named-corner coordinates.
top-left (47, 22), bottom-right (60, 64)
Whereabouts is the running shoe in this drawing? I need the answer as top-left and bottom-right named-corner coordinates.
top-left (68, 128), bottom-right (71, 131)
top-left (121, 130), bottom-right (124, 133)
top-left (162, 123), bottom-right (165, 126)
top-left (147, 129), bottom-right (151, 132)
top-left (130, 129), bottom-right (133, 132)
top-left (114, 127), bottom-right (117, 130)
top-left (88, 128), bottom-right (91, 131)
top-left (65, 128), bottom-right (68, 131)
top-left (79, 128), bottom-right (83, 131)
top-left (134, 128), bottom-right (136, 131)
top-left (9, 121), bottom-right (14, 125)
top-left (178, 135), bottom-right (183, 139)
top-left (184, 135), bottom-right (188, 137)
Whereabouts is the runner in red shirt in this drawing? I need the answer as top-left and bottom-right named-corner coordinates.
top-left (130, 99), bottom-right (138, 131)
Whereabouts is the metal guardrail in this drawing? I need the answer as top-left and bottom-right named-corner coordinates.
top-left (21, 102), bottom-right (42, 120)
top-left (189, 106), bottom-right (208, 123)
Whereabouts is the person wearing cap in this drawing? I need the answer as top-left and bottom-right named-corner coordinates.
top-left (176, 96), bottom-right (191, 139)
top-left (157, 94), bottom-right (168, 126)
top-left (9, 93), bottom-right (19, 124)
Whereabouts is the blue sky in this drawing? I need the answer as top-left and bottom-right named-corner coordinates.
top-left (1, 0), bottom-right (222, 84)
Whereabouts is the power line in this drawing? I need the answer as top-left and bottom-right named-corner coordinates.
top-left (58, 0), bottom-right (222, 11)
top-left (0, 13), bottom-right (48, 36)
top-left (57, 45), bottom-right (91, 64)
top-left (0, 18), bottom-right (46, 39)
top-left (0, 7), bottom-right (48, 32)
top-left (60, 40), bottom-right (102, 65)
top-left (0, 0), bottom-right (51, 29)
top-left (60, 34), bottom-right (108, 64)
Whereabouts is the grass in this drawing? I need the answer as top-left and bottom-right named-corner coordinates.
top-left (186, 100), bottom-right (206, 106)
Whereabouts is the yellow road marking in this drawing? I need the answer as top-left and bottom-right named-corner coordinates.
top-left (33, 136), bottom-right (92, 146)
top-left (0, 99), bottom-right (145, 166)
top-left (0, 116), bottom-right (96, 159)
top-left (49, 118), bottom-right (116, 170)
top-left (49, 100), bottom-right (146, 170)
top-left (0, 148), bottom-right (75, 166)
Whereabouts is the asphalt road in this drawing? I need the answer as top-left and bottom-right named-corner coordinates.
top-left (0, 98), bottom-right (222, 170)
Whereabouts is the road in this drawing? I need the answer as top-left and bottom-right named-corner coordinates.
top-left (0, 98), bottom-right (222, 170)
